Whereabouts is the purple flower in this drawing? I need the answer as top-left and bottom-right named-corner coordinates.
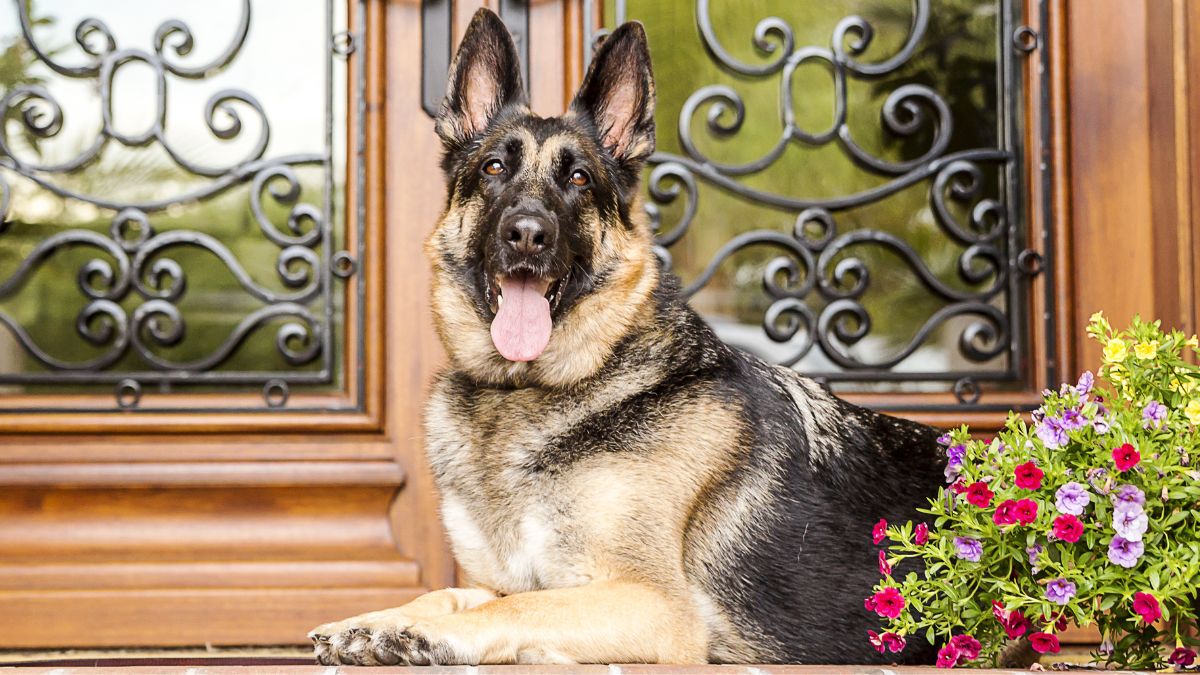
top-left (1108, 535), bottom-right (1144, 568)
top-left (1061, 409), bottom-right (1086, 431)
top-left (1076, 371), bottom-right (1094, 396)
top-left (954, 537), bottom-right (983, 562)
top-left (1027, 543), bottom-right (1044, 572)
top-left (1142, 400), bottom-right (1167, 430)
top-left (1055, 481), bottom-right (1091, 515)
top-left (1112, 484), bottom-right (1145, 511)
top-left (1045, 578), bottom-right (1077, 605)
top-left (1036, 417), bottom-right (1068, 449)
top-left (1093, 415), bottom-right (1112, 434)
top-left (937, 432), bottom-right (952, 445)
top-left (1113, 505), bottom-right (1148, 541)
top-left (944, 444), bottom-right (967, 483)
top-left (946, 443), bottom-right (966, 467)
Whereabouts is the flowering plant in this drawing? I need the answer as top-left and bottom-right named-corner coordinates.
top-left (867, 314), bottom-right (1200, 669)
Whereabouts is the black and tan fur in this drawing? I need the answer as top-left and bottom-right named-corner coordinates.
top-left (311, 10), bottom-right (944, 666)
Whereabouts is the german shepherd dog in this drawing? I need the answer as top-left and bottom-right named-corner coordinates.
top-left (311, 9), bottom-right (945, 666)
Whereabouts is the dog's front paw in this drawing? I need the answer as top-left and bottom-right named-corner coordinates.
top-left (309, 618), bottom-right (461, 666)
top-left (308, 610), bottom-right (415, 666)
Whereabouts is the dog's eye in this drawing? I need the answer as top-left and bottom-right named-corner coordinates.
top-left (482, 159), bottom-right (505, 176)
top-left (568, 169), bottom-right (590, 187)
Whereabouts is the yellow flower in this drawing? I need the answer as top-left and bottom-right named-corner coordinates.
top-left (1089, 311), bottom-right (1109, 328)
top-left (1186, 400), bottom-right (1200, 426)
top-left (1134, 340), bottom-right (1159, 360)
top-left (1187, 335), bottom-right (1199, 350)
top-left (1104, 338), bottom-right (1128, 363)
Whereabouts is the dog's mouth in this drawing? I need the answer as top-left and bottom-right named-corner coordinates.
top-left (485, 268), bottom-right (571, 362)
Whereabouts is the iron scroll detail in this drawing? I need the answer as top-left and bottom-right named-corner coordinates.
top-left (0, 0), bottom-right (366, 411)
top-left (586, 0), bottom-right (1049, 408)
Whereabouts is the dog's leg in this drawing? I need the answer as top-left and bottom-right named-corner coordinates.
top-left (310, 587), bottom-right (497, 665)
top-left (326, 580), bottom-right (706, 666)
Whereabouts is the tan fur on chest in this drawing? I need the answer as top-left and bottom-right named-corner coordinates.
top-left (425, 381), bottom-right (746, 598)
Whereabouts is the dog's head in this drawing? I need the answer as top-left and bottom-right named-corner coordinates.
top-left (426, 9), bottom-right (660, 387)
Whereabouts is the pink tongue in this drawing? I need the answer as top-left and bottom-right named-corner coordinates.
top-left (490, 276), bottom-right (552, 362)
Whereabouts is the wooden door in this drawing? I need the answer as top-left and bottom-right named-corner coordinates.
top-left (2, 0), bottom-right (1197, 651)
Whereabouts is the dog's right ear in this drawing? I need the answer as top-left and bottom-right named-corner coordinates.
top-left (436, 9), bottom-right (526, 150)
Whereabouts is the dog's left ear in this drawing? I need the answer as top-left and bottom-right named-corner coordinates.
top-left (570, 22), bottom-right (656, 168)
top-left (436, 8), bottom-right (526, 149)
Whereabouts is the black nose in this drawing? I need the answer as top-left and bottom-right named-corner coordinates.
top-left (501, 217), bottom-right (557, 256)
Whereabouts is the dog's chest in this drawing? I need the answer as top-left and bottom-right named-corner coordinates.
top-left (438, 486), bottom-right (582, 594)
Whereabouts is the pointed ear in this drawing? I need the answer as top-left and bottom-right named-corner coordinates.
top-left (570, 21), bottom-right (656, 166)
top-left (436, 9), bottom-right (526, 148)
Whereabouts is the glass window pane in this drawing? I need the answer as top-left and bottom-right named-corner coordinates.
top-left (608, 0), bottom-right (1029, 400)
top-left (0, 0), bottom-right (357, 410)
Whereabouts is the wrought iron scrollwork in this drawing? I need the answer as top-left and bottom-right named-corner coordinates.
top-left (592, 0), bottom-right (1047, 406)
top-left (0, 0), bottom-right (364, 411)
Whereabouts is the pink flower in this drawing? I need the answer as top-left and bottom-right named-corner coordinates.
top-left (914, 522), bottom-right (929, 546)
top-left (1113, 443), bottom-right (1141, 472)
top-left (871, 587), bottom-right (906, 619)
top-left (993, 499), bottom-right (1018, 526)
top-left (950, 634), bottom-right (981, 662)
top-left (936, 643), bottom-right (960, 668)
top-left (1052, 514), bottom-right (1084, 542)
top-left (1014, 499), bottom-right (1039, 525)
top-left (1029, 632), bottom-right (1061, 654)
top-left (965, 481), bottom-right (994, 508)
top-left (881, 632), bottom-right (906, 653)
top-left (878, 550), bottom-right (892, 577)
top-left (1132, 592), bottom-right (1161, 624)
top-left (864, 596), bottom-right (876, 612)
top-left (1015, 461), bottom-right (1044, 490)
top-left (869, 631), bottom-right (907, 654)
top-left (992, 601), bottom-right (1029, 639)
top-left (872, 519), bottom-right (888, 545)
top-left (1169, 647), bottom-right (1197, 667)
top-left (867, 630), bottom-right (885, 654)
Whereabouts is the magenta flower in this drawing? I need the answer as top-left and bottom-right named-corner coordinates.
top-left (878, 550), bottom-right (892, 577)
top-left (1045, 578), bottom-right (1077, 605)
top-left (1029, 632), bottom-right (1061, 654)
top-left (992, 601), bottom-right (1030, 639)
top-left (871, 587), bottom-right (905, 618)
top-left (1055, 481), bottom-right (1091, 515)
top-left (872, 519), bottom-right (888, 545)
top-left (1052, 514), bottom-right (1084, 543)
top-left (1113, 443), bottom-right (1141, 471)
top-left (868, 631), bottom-right (907, 654)
top-left (1108, 535), bottom-right (1144, 568)
top-left (914, 522), bottom-right (929, 546)
top-left (1014, 499), bottom-right (1039, 525)
top-left (1168, 647), bottom-right (1196, 667)
top-left (1015, 461), bottom-right (1044, 490)
top-left (994, 499), bottom-right (1018, 526)
top-left (950, 634), bottom-right (981, 662)
top-left (936, 643), bottom-right (959, 668)
top-left (954, 536), bottom-right (982, 562)
top-left (1132, 592), bottom-right (1161, 624)
top-left (965, 481), bottom-right (994, 508)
